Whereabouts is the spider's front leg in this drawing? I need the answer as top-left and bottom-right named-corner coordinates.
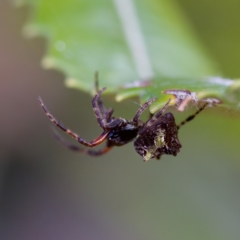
top-left (94, 72), bottom-right (108, 117)
top-left (38, 96), bottom-right (110, 147)
top-left (92, 87), bottom-right (115, 129)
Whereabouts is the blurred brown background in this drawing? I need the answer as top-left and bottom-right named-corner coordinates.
top-left (1, 1), bottom-right (240, 240)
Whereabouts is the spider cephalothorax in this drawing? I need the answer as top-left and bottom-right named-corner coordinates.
top-left (39, 85), bottom-right (207, 161)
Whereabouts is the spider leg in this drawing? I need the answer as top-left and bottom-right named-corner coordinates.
top-left (95, 72), bottom-right (113, 122)
top-left (38, 96), bottom-right (110, 147)
top-left (94, 72), bottom-right (109, 116)
top-left (53, 129), bottom-right (112, 156)
top-left (132, 98), bottom-right (157, 123)
top-left (177, 102), bottom-right (208, 130)
top-left (92, 87), bottom-right (108, 127)
top-left (94, 72), bottom-right (114, 124)
top-left (94, 71), bottom-right (100, 92)
top-left (105, 108), bottom-right (114, 122)
top-left (92, 87), bottom-right (115, 129)
top-left (145, 99), bottom-right (171, 128)
top-left (85, 146), bottom-right (113, 156)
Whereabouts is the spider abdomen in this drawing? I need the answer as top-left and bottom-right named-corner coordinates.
top-left (134, 113), bottom-right (182, 161)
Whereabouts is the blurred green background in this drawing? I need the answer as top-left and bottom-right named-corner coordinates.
top-left (1, 0), bottom-right (240, 240)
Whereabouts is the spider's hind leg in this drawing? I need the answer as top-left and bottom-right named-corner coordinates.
top-left (53, 130), bottom-right (112, 156)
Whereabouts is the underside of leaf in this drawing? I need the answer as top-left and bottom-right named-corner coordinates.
top-left (17, 0), bottom-right (240, 112)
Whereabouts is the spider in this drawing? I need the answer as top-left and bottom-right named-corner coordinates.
top-left (38, 85), bottom-right (208, 162)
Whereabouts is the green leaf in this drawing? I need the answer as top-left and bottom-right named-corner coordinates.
top-left (18, 0), bottom-right (240, 111)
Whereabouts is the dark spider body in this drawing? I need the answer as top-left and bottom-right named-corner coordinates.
top-left (106, 122), bottom-right (139, 147)
top-left (39, 83), bottom-right (207, 161)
